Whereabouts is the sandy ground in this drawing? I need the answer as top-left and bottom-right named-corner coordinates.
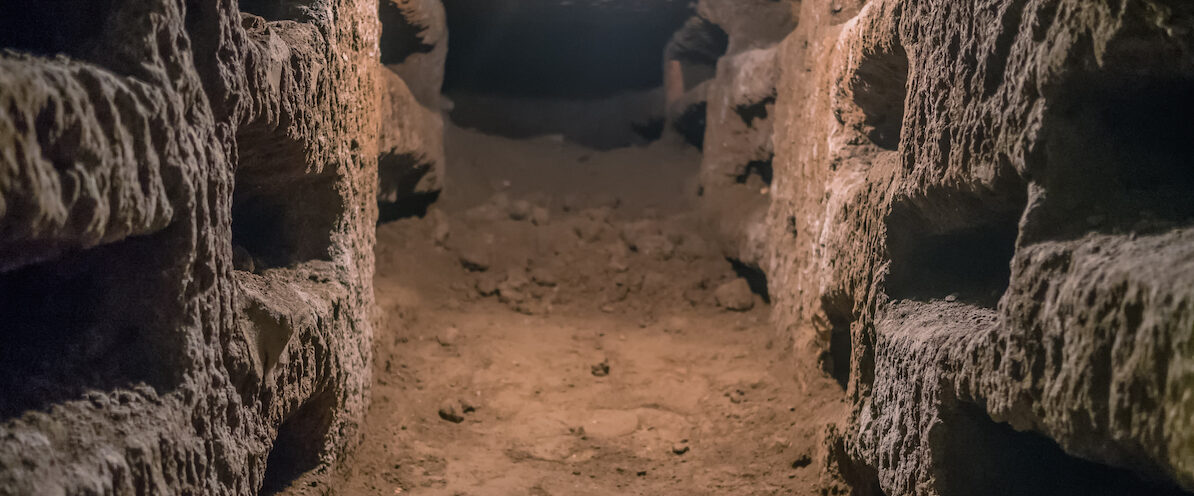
top-left (297, 125), bottom-right (846, 495)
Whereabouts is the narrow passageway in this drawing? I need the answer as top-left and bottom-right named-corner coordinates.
top-left (5, 0), bottom-right (1193, 494)
top-left (324, 125), bottom-right (845, 494)
top-left (322, 3), bottom-right (843, 490)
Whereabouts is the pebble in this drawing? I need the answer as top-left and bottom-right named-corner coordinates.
top-left (562, 194), bottom-right (581, 212)
top-left (573, 219), bottom-right (606, 243)
top-left (591, 359), bottom-right (610, 377)
top-left (490, 192), bottom-right (511, 211)
top-left (531, 206), bottom-right (551, 225)
top-left (714, 279), bottom-right (755, 311)
top-left (662, 316), bottom-right (688, 334)
top-left (458, 246), bottom-right (491, 272)
top-left (436, 326), bottom-right (459, 346)
top-left (438, 400), bottom-right (466, 423)
top-left (583, 409), bottom-right (638, 439)
top-left (608, 257), bottom-right (629, 273)
top-left (509, 199), bottom-right (533, 221)
top-left (475, 273), bottom-right (501, 296)
top-left (635, 234), bottom-right (675, 260)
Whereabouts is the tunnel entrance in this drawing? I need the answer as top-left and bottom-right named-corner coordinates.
top-left (442, 0), bottom-right (690, 98)
top-left (440, 0), bottom-right (692, 149)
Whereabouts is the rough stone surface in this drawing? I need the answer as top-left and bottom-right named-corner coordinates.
top-left (760, 0), bottom-right (1194, 494)
top-left (378, 66), bottom-right (445, 206)
top-left (699, 46), bottom-right (781, 268)
top-left (376, 0), bottom-right (447, 221)
top-left (672, 0), bottom-right (797, 273)
top-left (380, 0), bottom-right (447, 108)
top-left (696, 0), bottom-right (798, 55)
top-left (0, 0), bottom-right (395, 493)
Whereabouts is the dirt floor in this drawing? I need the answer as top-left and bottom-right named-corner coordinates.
top-left (309, 124), bottom-right (846, 494)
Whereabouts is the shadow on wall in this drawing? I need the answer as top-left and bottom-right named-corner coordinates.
top-left (665, 16), bottom-right (729, 91)
top-left (1029, 74), bottom-right (1194, 243)
top-left (886, 203), bottom-right (1022, 309)
top-left (377, 152), bottom-right (441, 222)
top-left (933, 402), bottom-right (1193, 496)
top-left (379, 0), bottom-right (434, 65)
top-left (0, 230), bottom-right (189, 422)
top-left (232, 121), bottom-right (343, 272)
top-left (260, 391), bottom-right (337, 494)
top-left (850, 43), bottom-right (908, 151)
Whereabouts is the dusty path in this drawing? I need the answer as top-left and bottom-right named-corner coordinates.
top-left (325, 126), bottom-right (845, 495)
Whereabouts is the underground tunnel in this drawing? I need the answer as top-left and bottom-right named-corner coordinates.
top-left (2, 0), bottom-right (1194, 495)
top-left (438, 0), bottom-right (694, 149)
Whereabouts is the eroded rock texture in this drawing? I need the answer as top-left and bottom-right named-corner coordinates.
top-left (670, 0), bottom-right (797, 270)
top-left (0, 0), bottom-right (383, 493)
top-left (378, 61), bottom-right (444, 221)
top-left (755, 0), bottom-right (1194, 494)
top-left (377, 0), bottom-right (446, 222)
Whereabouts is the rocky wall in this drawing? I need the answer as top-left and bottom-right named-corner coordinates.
top-left (378, 65), bottom-right (445, 221)
top-left (0, 0), bottom-right (384, 493)
top-left (676, 0), bottom-right (798, 271)
top-left (763, 0), bottom-right (1194, 494)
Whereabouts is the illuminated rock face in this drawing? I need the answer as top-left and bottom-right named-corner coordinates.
top-left (755, 0), bottom-right (1194, 493)
top-left (662, 0), bottom-right (796, 273)
top-left (0, 0), bottom-right (387, 493)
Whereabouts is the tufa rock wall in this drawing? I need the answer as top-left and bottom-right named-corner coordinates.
top-left (377, 0), bottom-right (447, 223)
top-left (0, 0), bottom-right (394, 492)
top-left (756, 0), bottom-right (1194, 494)
top-left (668, 0), bottom-right (798, 270)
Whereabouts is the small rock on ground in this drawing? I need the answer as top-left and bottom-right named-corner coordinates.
top-left (509, 199), bottom-right (533, 220)
top-left (591, 359), bottom-right (610, 377)
top-left (672, 442), bottom-right (690, 455)
top-left (714, 279), bottom-right (755, 311)
top-left (436, 326), bottom-right (460, 346)
top-left (438, 399), bottom-right (476, 424)
top-left (458, 245), bottom-right (491, 272)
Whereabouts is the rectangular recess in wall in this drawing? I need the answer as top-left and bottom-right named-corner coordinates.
top-left (0, 230), bottom-right (186, 421)
top-left (885, 192), bottom-right (1025, 308)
